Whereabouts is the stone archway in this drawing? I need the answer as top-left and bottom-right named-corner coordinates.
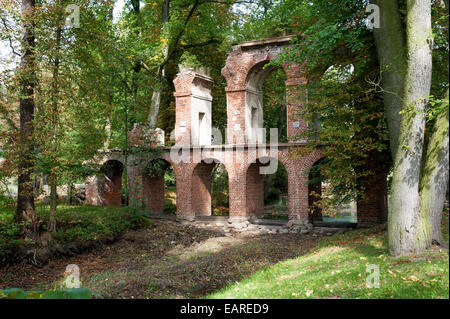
top-left (221, 36), bottom-right (308, 144)
top-left (86, 159), bottom-right (124, 206)
top-left (141, 158), bottom-right (176, 215)
top-left (191, 158), bottom-right (230, 217)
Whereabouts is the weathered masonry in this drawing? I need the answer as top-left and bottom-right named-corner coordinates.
top-left (86, 36), bottom-right (387, 228)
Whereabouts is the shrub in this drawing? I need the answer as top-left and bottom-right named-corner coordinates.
top-left (0, 287), bottom-right (100, 299)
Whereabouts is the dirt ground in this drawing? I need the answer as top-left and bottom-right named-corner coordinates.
top-left (0, 219), bottom-right (328, 298)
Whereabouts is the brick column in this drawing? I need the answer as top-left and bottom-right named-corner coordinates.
top-left (127, 163), bottom-right (144, 209)
top-left (142, 174), bottom-right (165, 214)
top-left (284, 63), bottom-right (308, 142)
top-left (357, 162), bottom-right (389, 226)
top-left (173, 69), bottom-right (214, 146)
top-left (174, 163), bottom-right (195, 220)
top-left (192, 163), bottom-right (215, 216)
top-left (288, 169), bottom-right (309, 221)
top-left (228, 163), bottom-right (248, 220)
top-left (246, 163), bottom-right (265, 218)
top-left (225, 89), bottom-right (247, 144)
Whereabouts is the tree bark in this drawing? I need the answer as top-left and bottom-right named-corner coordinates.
top-left (48, 23), bottom-right (61, 234)
top-left (419, 89), bottom-right (449, 247)
top-left (388, 0), bottom-right (433, 256)
top-left (148, 66), bottom-right (165, 127)
top-left (16, 0), bottom-right (38, 241)
top-left (148, 0), bottom-right (170, 127)
top-left (371, 0), bottom-right (406, 159)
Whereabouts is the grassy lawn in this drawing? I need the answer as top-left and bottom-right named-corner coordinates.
top-left (208, 214), bottom-right (449, 299)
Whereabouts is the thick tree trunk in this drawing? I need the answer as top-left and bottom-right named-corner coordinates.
top-left (16, 0), bottom-right (38, 241)
top-left (388, 0), bottom-right (433, 256)
top-left (371, 0), bottom-right (406, 159)
top-left (48, 25), bottom-right (61, 234)
top-left (420, 90), bottom-right (449, 247)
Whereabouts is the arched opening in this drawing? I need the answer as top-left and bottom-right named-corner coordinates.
top-left (99, 160), bottom-right (124, 206)
top-left (211, 163), bottom-right (229, 216)
top-left (142, 159), bottom-right (176, 215)
top-left (308, 159), bottom-right (325, 223)
top-left (192, 160), bottom-right (229, 217)
top-left (262, 68), bottom-right (288, 143)
top-left (245, 62), bottom-right (288, 144)
top-left (246, 158), bottom-right (289, 220)
top-left (308, 158), bottom-right (357, 225)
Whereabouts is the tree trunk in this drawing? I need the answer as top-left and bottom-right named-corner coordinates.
top-left (419, 89), bottom-right (449, 247)
top-left (48, 24), bottom-right (61, 234)
top-left (104, 116), bottom-right (111, 149)
top-left (16, 0), bottom-right (38, 241)
top-left (148, 0), bottom-right (170, 127)
top-left (371, 0), bottom-right (406, 159)
top-left (148, 66), bottom-right (165, 127)
top-left (388, 0), bottom-right (433, 256)
top-left (48, 173), bottom-right (57, 233)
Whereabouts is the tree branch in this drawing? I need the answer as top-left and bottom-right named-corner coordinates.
top-left (179, 38), bottom-right (222, 50)
top-left (1, 17), bottom-right (21, 57)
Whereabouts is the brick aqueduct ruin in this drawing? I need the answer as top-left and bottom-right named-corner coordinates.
top-left (85, 36), bottom-right (387, 229)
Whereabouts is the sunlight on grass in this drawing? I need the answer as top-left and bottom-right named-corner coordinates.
top-left (208, 224), bottom-right (449, 299)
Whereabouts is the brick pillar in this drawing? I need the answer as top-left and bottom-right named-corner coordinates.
top-left (228, 164), bottom-right (247, 220)
top-left (284, 63), bottom-right (308, 142)
top-left (85, 175), bottom-right (102, 206)
top-left (127, 163), bottom-right (145, 209)
top-left (246, 163), bottom-right (265, 217)
top-left (225, 90), bottom-right (247, 144)
top-left (175, 163), bottom-right (195, 220)
top-left (357, 163), bottom-right (389, 226)
top-left (173, 69), bottom-right (214, 146)
top-left (86, 161), bottom-right (123, 207)
top-left (142, 174), bottom-right (165, 214)
top-left (288, 171), bottom-right (309, 221)
top-left (192, 162), bottom-right (215, 216)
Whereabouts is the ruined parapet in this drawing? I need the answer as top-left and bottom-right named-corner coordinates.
top-left (173, 67), bottom-right (214, 146)
top-left (221, 36), bottom-right (308, 144)
top-left (129, 123), bottom-right (165, 147)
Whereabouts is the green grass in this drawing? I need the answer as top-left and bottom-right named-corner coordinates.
top-left (0, 202), bottom-right (150, 256)
top-left (208, 216), bottom-right (449, 299)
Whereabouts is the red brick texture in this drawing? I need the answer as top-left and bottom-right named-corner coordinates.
top-left (86, 160), bottom-right (123, 207)
top-left (192, 162), bottom-right (216, 216)
top-left (89, 37), bottom-right (387, 227)
top-left (221, 37), bottom-right (307, 143)
top-left (357, 161), bottom-right (389, 225)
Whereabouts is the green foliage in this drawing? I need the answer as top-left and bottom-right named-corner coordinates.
top-left (164, 169), bottom-right (176, 187)
top-left (266, 187), bottom-right (281, 201)
top-left (0, 204), bottom-right (150, 257)
top-left (211, 164), bottom-right (229, 210)
top-left (179, 51), bottom-right (203, 69)
top-left (164, 198), bottom-right (177, 214)
top-left (256, 0), bottom-right (392, 208)
top-left (263, 69), bottom-right (288, 142)
top-left (144, 158), bottom-right (171, 178)
top-left (0, 287), bottom-right (100, 299)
